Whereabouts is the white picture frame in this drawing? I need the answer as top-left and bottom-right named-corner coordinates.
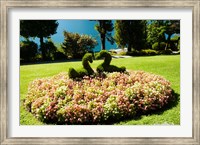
top-left (0, 0), bottom-right (199, 144)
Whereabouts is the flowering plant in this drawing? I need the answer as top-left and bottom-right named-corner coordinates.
top-left (24, 71), bottom-right (174, 124)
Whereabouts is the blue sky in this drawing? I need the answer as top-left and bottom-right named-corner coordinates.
top-left (30, 20), bottom-right (117, 52)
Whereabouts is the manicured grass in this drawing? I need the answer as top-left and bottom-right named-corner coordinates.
top-left (20, 55), bottom-right (180, 125)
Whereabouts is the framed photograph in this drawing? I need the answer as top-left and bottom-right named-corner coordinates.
top-left (1, 0), bottom-right (199, 144)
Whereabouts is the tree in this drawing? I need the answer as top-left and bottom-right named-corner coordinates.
top-left (146, 20), bottom-right (180, 50)
top-left (20, 39), bottom-right (38, 62)
top-left (114, 20), bottom-right (146, 52)
top-left (43, 39), bottom-right (57, 60)
top-left (94, 20), bottom-right (114, 50)
top-left (20, 20), bottom-right (58, 60)
top-left (164, 20), bottom-right (180, 50)
top-left (62, 31), bottom-right (80, 58)
top-left (61, 31), bottom-right (97, 59)
top-left (146, 20), bottom-right (166, 49)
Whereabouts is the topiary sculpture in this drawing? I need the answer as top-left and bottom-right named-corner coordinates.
top-left (96, 50), bottom-right (126, 73)
top-left (68, 53), bottom-right (94, 79)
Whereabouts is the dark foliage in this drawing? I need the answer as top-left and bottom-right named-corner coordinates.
top-left (42, 39), bottom-right (57, 60)
top-left (115, 20), bottom-right (146, 52)
top-left (152, 42), bottom-right (166, 50)
top-left (20, 20), bottom-right (58, 60)
top-left (126, 49), bottom-right (158, 56)
top-left (53, 52), bottom-right (67, 60)
top-left (20, 40), bottom-right (38, 62)
top-left (160, 49), bottom-right (173, 55)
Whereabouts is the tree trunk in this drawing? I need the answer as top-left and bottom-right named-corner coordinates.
top-left (40, 36), bottom-right (46, 60)
top-left (165, 33), bottom-right (172, 50)
top-left (101, 34), bottom-right (106, 50)
top-left (128, 44), bottom-right (131, 52)
top-left (99, 20), bottom-right (106, 50)
top-left (158, 41), bottom-right (161, 50)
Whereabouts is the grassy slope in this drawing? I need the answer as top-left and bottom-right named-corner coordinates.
top-left (20, 55), bottom-right (180, 125)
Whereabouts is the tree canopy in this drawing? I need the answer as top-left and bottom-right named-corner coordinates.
top-left (147, 20), bottom-right (180, 50)
top-left (114, 20), bottom-right (146, 52)
top-left (20, 20), bottom-right (58, 60)
top-left (19, 20), bottom-right (180, 63)
top-left (20, 39), bottom-right (38, 62)
top-left (61, 31), bottom-right (97, 59)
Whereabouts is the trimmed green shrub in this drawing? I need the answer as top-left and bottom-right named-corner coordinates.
top-left (68, 68), bottom-right (81, 79)
top-left (82, 53), bottom-right (94, 75)
top-left (97, 64), bottom-right (126, 73)
top-left (99, 50), bottom-right (112, 65)
top-left (96, 50), bottom-right (126, 73)
top-left (68, 53), bottom-right (94, 79)
top-left (94, 52), bottom-right (101, 60)
top-left (152, 42), bottom-right (166, 50)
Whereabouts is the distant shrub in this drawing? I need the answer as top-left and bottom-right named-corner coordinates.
top-left (141, 49), bottom-right (158, 56)
top-left (126, 49), bottom-right (158, 56)
top-left (109, 50), bottom-right (117, 56)
top-left (54, 51), bottom-right (67, 60)
top-left (160, 49), bottom-right (173, 55)
top-left (119, 51), bottom-right (127, 56)
top-left (20, 40), bottom-right (38, 62)
top-left (73, 53), bottom-right (85, 59)
top-left (126, 50), bottom-right (140, 56)
top-left (152, 42), bottom-right (166, 50)
top-left (35, 54), bottom-right (42, 61)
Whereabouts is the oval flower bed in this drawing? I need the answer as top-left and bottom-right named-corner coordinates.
top-left (24, 71), bottom-right (174, 125)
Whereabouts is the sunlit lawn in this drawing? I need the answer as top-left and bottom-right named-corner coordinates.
top-left (20, 55), bottom-right (180, 125)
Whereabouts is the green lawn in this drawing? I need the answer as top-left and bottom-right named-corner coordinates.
top-left (20, 55), bottom-right (180, 125)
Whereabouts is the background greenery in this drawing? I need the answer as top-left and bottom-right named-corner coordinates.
top-left (20, 20), bottom-right (180, 62)
top-left (20, 55), bottom-right (180, 125)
